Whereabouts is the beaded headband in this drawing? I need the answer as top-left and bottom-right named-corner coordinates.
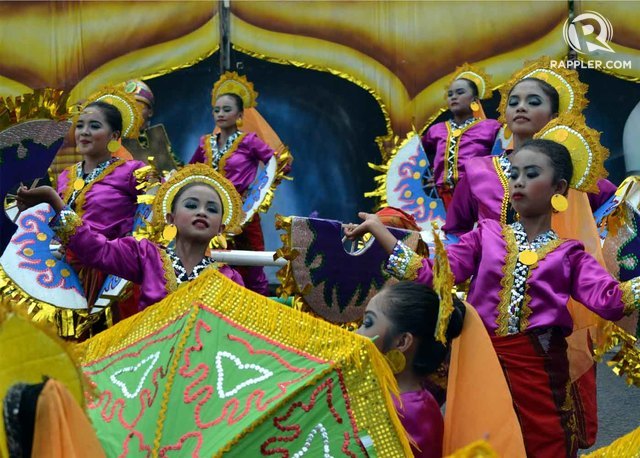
top-left (124, 80), bottom-right (154, 107)
top-left (498, 56), bottom-right (588, 124)
top-left (448, 63), bottom-right (493, 100)
top-left (211, 71), bottom-right (258, 110)
top-left (83, 85), bottom-right (144, 138)
top-left (533, 113), bottom-right (609, 193)
top-left (150, 164), bottom-right (244, 241)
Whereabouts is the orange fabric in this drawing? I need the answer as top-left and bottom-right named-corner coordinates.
top-left (552, 189), bottom-right (604, 447)
top-left (31, 380), bottom-right (105, 458)
top-left (552, 190), bottom-right (606, 379)
top-left (443, 304), bottom-right (526, 456)
top-left (376, 206), bottom-right (423, 231)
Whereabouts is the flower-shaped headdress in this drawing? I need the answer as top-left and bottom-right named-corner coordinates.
top-left (533, 113), bottom-right (609, 193)
top-left (211, 71), bottom-right (258, 110)
top-left (83, 85), bottom-right (144, 138)
top-left (498, 56), bottom-right (588, 124)
top-left (448, 63), bottom-right (493, 100)
top-left (150, 164), bottom-right (244, 243)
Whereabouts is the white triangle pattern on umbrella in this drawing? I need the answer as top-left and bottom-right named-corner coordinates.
top-left (215, 351), bottom-right (274, 399)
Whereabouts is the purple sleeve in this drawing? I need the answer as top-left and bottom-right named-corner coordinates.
top-left (54, 212), bottom-right (155, 285)
top-left (189, 136), bottom-right (207, 164)
top-left (388, 226), bottom-right (482, 286)
top-left (568, 247), bottom-right (628, 321)
top-left (219, 264), bottom-right (245, 287)
top-left (247, 133), bottom-right (275, 164)
top-left (442, 175), bottom-right (478, 236)
top-left (587, 178), bottom-right (617, 212)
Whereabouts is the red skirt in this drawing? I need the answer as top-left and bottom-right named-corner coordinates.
top-left (491, 328), bottom-right (596, 457)
top-left (230, 213), bottom-right (269, 295)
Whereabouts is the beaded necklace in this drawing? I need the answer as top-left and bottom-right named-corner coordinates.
top-left (208, 130), bottom-right (242, 170)
top-left (165, 246), bottom-right (217, 285)
top-left (506, 222), bottom-right (558, 334)
top-left (67, 158), bottom-right (119, 209)
top-left (444, 117), bottom-right (479, 186)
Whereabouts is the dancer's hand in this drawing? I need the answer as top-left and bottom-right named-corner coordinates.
top-left (16, 185), bottom-right (64, 212)
top-left (344, 212), bottom-right (398, 254)
top-left (344, 212), bottom-right (383, 240)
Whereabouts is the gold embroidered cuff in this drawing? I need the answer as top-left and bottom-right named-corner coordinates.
top-left (385, 241), bottom-right (423, 281)
top-left (620, 278), bottom-right (640, 315)
top-left (50, 207), bottom-right (82, 246)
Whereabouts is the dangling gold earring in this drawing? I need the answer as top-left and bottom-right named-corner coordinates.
top-left (107, 139), bottom-right (120, 154)
top-left (235, 118), bottom-right (243, 128)
top-left (210, 233), bottom-right (227, 250)
top-left (470, 100), bottom-right (481, 118)
top-left (551, 193), bottom-right (569, 213)
top-left (384, 349), bottom-right (406, 374)
top-left (162, 224), bottom-right (177, 241)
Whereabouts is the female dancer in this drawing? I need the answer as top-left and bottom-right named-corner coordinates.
top-left (421, 64), bottom-right (500, 208)
top-left (357, 281), bottom-right (464, 458)
top-left (190, 73), bottom-right (281, 295)
top-left (346, 139), bottom-right (639, 457)
top-left (444, 58), bottom-right (616, 236)
top-left (17, 164), bottom-right (244, 312)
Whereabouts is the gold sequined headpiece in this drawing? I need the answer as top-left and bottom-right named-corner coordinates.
top-left (211, 71), bottom-right (258, 110)
top-left (498, 56), bottom-right (588, 124)
top-left (83, 85), bottom-right (144, 138)
top-left (150, 164), bottom-right (244, 242)
top-left (533, 113), bottom-right (609, 193)
top-left (449, 63), bottom-right (493, 100)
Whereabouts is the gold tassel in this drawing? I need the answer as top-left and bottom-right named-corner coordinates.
top-left (431, 222), bottom-right (455, 345)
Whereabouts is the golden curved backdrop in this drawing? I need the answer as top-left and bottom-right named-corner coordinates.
top-left (0, 1), bottom-right (638, 141)
top-left (0, 1), bottom-right (218, 101)
top-left (230, 1), bottom-right (569, 137)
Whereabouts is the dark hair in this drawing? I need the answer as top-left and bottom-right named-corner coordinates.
top-left (170, 181), bottom-right (222, 213)
top-left (456, 77), bottom-right (479, 98)
top-left (382, 282), bottom-right (465, 376)
top-left (516, 138), bottom-right (574, 186)
top-left (216, 93), bottom-right (244, 112)
top-left (510, 77), bottom-right (560, 115)
top-left (84, 101), bottom-right (123, 135)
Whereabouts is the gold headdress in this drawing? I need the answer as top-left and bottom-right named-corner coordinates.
top-left (83, 85), bottom-right (144, 138)
top-left (448, 63), bottom-right (493, 100)
top-left (533, 113), bottom-right (609, 193)
top-left (211, 71), bottom-right (258, 110)
top-left (498, 56), bottom-right (588, 124)
top-left (149, 164), bottom-right (244, 243)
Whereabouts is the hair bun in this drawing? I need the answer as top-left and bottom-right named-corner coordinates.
top-left (445, 295), bottom-right (466, 340)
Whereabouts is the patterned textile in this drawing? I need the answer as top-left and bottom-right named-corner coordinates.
top-left (79, 269), bottom-right (411, 457)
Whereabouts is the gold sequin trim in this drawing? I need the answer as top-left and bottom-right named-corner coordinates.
top-left (620, 279), bottom-right (640, 316)
top-left (444, 119), bottom-right (480, 185)
top-left (519, 237), bottom-right (565, 332)
top-left (54, 211), bottom-right (82, 246)
top-left (493, 156), bottom-right (510, 225)
top-left (496, 225), bottom-right (519, 336)
top-left (158, 247), bottom-right (178, 295)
